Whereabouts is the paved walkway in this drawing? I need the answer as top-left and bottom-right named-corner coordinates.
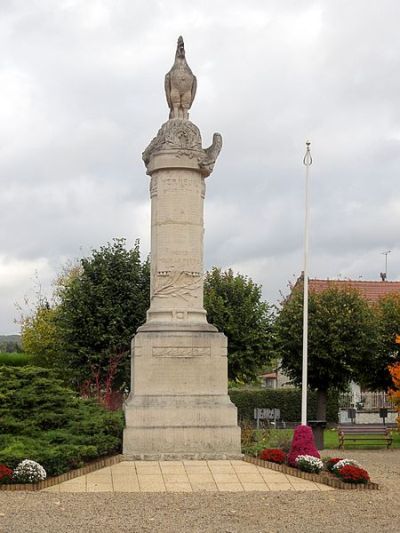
top-left (42, 460), bottom-right (333, 493)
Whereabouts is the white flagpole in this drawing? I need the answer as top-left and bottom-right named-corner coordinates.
top-left (301, 141), bottom-right (312, 426)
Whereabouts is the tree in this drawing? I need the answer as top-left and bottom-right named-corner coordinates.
top-left (362, 294), bottom-right (400, 390)
top-left (388, 363), bottom-right (400, 430)
top-left (274, 285), bottom-right (379, 424)
top-left (0, 337), bottom-right (22, 353)
top-left (56, 238), bottom-right (150, 389)
top-left (204, 267), bottom-right (272, 382)
top-left (21, 304), bottom-right (60, 366)
top-left (19, 263), bottom-right (82, 368)
top-left (20, 245), bottom-right (273, 389)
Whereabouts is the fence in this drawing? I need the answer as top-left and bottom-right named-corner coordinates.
top-left (339, 391), bottom-right (395, 410)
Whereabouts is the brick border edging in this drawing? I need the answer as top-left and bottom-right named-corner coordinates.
top-left (1, 453), bottom-right (379, 492)
top-left (244, 455), bottom-right (379, 490)
top-left (0, 454), bottom-right (123, 492)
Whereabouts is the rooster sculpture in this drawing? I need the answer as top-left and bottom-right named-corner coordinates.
top-left (165, 36), bottom-right (197, 120)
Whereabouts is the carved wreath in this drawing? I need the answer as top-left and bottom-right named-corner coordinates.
top-left (153, 271), bottom-right (202, 302)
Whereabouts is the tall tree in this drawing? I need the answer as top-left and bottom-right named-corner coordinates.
top-left (362, 294), bottom-right (400, 390)
top-left (204, 267), bottom-right (272, 382)
top-left (274, 285), bottom-right (379, 423)
top-left (55, 238), bottom-right (150, 388)
top-left (388, 362), bottom-right (400, 429)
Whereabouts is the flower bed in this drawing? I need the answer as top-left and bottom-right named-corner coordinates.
top-left (245, 453), bottom-right (379, 490)
top-left (0, 455), bottom-right (122, 491)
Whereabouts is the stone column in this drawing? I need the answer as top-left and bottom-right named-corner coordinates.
top-left (143, 120), bottom-right (210, 327)
top-left (123, 38), bottom-right (241, 459)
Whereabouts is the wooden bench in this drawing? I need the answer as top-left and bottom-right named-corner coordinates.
top-left (338, 424), bottom-right (393, 449)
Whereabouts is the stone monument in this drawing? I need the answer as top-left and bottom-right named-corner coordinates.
top-left (123, 36), bottom-right (241, 459)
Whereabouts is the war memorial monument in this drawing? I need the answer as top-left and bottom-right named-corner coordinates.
top-left (123, 37), bottom-right (241, 459)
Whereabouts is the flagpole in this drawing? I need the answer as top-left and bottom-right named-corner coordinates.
top-left (301, 141), bottom-right (312, 426)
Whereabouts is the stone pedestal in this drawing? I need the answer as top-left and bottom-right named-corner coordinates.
top-left (123, 38), bottom-right (241, 459)
top-left (123, 328), bottom-right (241, 458)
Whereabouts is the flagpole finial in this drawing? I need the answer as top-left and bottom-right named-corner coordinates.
top-left (303, 140), bottom-right (312, 166)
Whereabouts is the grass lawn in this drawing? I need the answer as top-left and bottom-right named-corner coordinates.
top-left (324, 427), bottom-right (400, 449)
top-left (243, 427), bottom-right (400, 455)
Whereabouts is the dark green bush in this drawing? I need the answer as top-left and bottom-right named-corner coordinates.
top-left (0, 366), bottom-right (124, 477)
top-left (229, 388), bottom-right (338, 423)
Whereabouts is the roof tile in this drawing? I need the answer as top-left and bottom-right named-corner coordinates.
top-left (308, 279), bottom-right (400, 303)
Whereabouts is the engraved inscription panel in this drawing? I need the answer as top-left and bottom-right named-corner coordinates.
top-left (157, 176), bottom-right (202, 225)
top-left (159, 175), bottom-right (201, 194)
top-left (157, 224), bottom-right (202, 272)
top-left (152, 346), bottom-right (211, 357)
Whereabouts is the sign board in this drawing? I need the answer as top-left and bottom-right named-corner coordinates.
top-left (254, 408), bottom-right (280, 421)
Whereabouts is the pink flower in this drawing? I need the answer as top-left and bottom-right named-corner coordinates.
top-left (287, 425), bottom-right (320, 467)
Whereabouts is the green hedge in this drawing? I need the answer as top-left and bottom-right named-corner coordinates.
top-left (228, 388), bottom-right (338, 423)
top-left (0, 352), bottom-right (34, 367)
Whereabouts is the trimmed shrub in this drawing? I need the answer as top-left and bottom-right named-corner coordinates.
top-left (259, 448), bottom-right (286, 464)
top-left (287, 424), bottom-right (320, 466)
top-left (0, 366), bottom-right (124, 477)
top-left (228, 388), bottom-right (338, 423)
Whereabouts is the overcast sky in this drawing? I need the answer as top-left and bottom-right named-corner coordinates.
top-left (1, 0), bottom-right (400, 334)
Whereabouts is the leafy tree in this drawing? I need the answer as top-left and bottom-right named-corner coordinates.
top-left (274, 285), bottom-right (379, 424)
top-left (21, 304), bottom-right (60, 366)
top-left (204, 267), bottom-right (272, 382)
top-left (362, 294), bottom-right (400, 390)
top-left (56, 238), bottom-right (150, 388)
top-left (19, 263), bottom-right (81, 368)
top-left (388, 363), bottom-right (400, 430)
top-left (20, 244), bottom-right (275, 390)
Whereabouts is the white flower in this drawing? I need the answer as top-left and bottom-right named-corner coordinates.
top-left (13, 460), bottom-right (47, 483)
top-left (295, 455), bottom-right (324, 473)
top-left (332, 459), bottom-right (361, 471)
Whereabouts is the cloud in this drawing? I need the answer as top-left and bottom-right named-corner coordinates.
top-left (1, 0), bottom-right (400, 332)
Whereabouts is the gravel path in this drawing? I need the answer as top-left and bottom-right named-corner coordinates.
top-left (1, 449), bottom-right (399, 533)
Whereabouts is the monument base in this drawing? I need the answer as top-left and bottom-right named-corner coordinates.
top-left (123, 328), bottom-right (242, 458)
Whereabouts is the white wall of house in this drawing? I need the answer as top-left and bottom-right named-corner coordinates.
top-left (339, 409), bottom-right (397, 424)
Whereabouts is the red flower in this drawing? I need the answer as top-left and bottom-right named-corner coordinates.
top-left (325, 457), bottom-right (343, 472)
top-left (0, 464), bottom-right (13, 483)
top-left (259, 449), bottom-right (286, 464)
top-left (336, 465), bottom-right (370, 484)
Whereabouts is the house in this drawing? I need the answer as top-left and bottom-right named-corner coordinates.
top-left (260, 369), bottom-right (291, 389)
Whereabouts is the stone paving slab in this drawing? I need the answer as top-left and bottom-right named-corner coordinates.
top-left (42, 460), bottom-right (334, 493)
